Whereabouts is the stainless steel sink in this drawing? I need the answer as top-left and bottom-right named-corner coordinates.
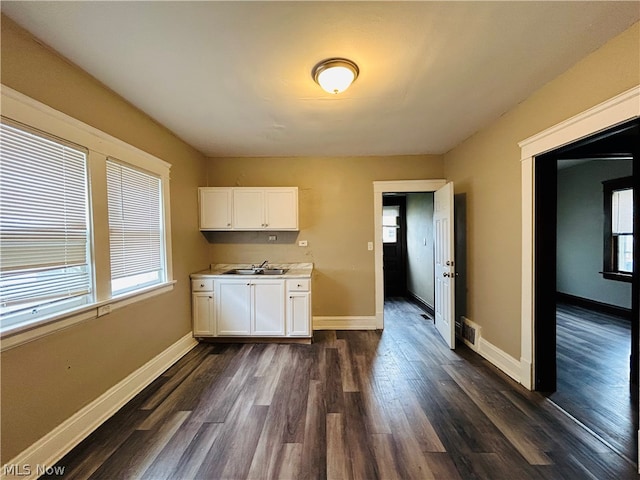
top-left (223, 268), bottom-right (288, 275)
top-left (261, 268), bottom-right (288, 275)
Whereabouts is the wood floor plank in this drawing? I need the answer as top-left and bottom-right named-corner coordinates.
top-left (323, 347), bottom-right (345, 414)
top-left (298, 380), bottom-right (327, 480)
top-left (254, 344), bottom-right (290, 406)
top-left (326, 413), bottom-right (352, 480)
top-left (169, 423), bottom-right (223, 480)
top-left (275, 443), bottom-right (303, 480)
top-left (343, 392), bottom-right (381, 479)
top-left (141, 344), bottom-right (213, 410)
top-left (336, 338), bottom-right (360, 392)
top-left (353, 353), bottom-right (392, 435)
top-left (443, 363), bottom-right (553, 465)
top-left (89, 410), bottom-right (189, 479)
top-left (370, 433), bottom-right (403, 480)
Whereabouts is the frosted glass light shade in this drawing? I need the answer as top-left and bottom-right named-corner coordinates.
top-left (312, 58), bottom-right (359, 94)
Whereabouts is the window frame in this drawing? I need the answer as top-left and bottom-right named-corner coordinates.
top-left (0, 86), bottom-right (174, 351)
top-left (0, 120), bottom-right (94, 327)
top-left (602, 176), bottom-right (633, 282)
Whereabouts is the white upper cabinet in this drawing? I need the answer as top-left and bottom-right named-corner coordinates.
top-left (199, 188), bottom-right (232, 230)
top-left (200, 187), bottom-right (298, 231)
top-left (264, 189), bottom-right (298, 230)
top-left (233, 189), bottom-right (266, 229)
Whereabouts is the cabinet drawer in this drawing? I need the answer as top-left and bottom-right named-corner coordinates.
top-left (192, 278), bottom-right (213, 292)
top-left (286, 279), bottom-right (310, 292)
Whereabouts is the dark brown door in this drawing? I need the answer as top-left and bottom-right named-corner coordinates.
top-left (383, 195), bottom-right (407, 297)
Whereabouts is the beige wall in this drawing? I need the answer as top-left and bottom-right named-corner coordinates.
top-left (206, 156), bottom-right (444, 316)
top-left (0, 16), bottom-right (210, 462)
top-left (444, 21), bottom-right (640, 359)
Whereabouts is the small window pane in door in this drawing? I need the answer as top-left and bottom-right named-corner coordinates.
top-left (383, 206), bottom-right (399, 243)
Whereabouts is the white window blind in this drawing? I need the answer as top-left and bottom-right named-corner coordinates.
top-left (0, 121), bottom-right (91, 327)
top-left (107, 159), bottom-right (164, 295)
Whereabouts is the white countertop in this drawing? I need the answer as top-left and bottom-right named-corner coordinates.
top-left (191, 262), bottom-right (313, 279)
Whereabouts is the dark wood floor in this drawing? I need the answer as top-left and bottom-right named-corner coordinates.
top-left (44, 298), bottom-right (638, 479)
top-left (551, 302), bottom-right (638, 463)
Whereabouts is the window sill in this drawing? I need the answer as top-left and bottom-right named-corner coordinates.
top-left (600, 271), bottom-right (633, 283)
top-left (0, 281), bottom-right (176, 352)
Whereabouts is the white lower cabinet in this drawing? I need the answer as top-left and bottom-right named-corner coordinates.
top-left (286, 279), bottom-right (311, 336)
top-left (191, 278), bottom-right (215, 337)
top-left (252, 280), bottom-right (285, 336)
top-left (215, 278), bottom-right (286, 336)
top-left (216, 279), bottom-right (252, 336)
top-left (192, 292), bottom-right (214, 337)
top-left (192, 275), bottom-right (311, 339)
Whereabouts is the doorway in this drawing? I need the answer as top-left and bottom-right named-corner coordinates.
top-left (382, 195), bottom-right (408, 298)
top-left (382, 193), bottom-right (435, 316)
top-left (533, 119), bottom-right (639, 462)
top-left (373, 180), bottom-right (445, 329)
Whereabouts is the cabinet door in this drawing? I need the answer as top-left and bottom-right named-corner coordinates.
top-left (264, 188), bottom-right (298, 230)
top-left (287, 292), bottom-right (310, 336)
top-left (252, 280), bottom-right (285, 336)
top-left (199, 188), bottom-right (232, 230)
top-left (192, 292), bottom-right (214, 337)
top-left (215, 280), bottom-right (251, 335)
top-left (233, 189), bottom-right (264, 229)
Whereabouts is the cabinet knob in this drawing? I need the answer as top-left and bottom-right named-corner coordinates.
top-left (227, 223), bottom-right (231, 227)
top-left (200, 283), bottom-right (205, 287)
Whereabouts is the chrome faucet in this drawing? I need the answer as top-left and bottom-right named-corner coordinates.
top-left (252, 260), bottom-right (269, 271)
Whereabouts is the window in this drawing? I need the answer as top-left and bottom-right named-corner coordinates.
top-left (603, 176), bottom-right (633, 282)
top-left (382, 205), bottom-right (399, 243)
top-left (0, 88), bottom-right (173, 344)
top-left (107, 160), bottom-right (165, 295)
top-left (0, 122), bottom-right (92, 330)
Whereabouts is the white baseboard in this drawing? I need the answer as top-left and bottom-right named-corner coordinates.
top-left (519, 357), bottom-right (533, 390)
top-left (477, 337), bottom-right (522, 383)
top-left (2, 333), bottom-right (198, 480)
top-left (313, 316), bottom-right (377, 330)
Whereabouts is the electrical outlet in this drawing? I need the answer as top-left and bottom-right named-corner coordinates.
top-left (268, 235), bottom-right (277, 241)
top-left (97, 305), bottom-right (111, 317)
top-left (367, 241), bottom-right (373, 251)
top-left (298, 240), bottom-right (308, 247)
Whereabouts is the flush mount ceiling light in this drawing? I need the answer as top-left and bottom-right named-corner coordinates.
top-left (312, 58), bottom-right (359, 94)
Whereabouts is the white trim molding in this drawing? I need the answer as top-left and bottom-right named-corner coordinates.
top-left (2, 333), bottom-right (198, 480)
top-left (518, 85), bottom-right (640, 391)
top-left (372, 179), bottom-right (446, 329)
top-left (477, 338), bottom-right (522, 383)
top-left (313, 316), bottom-right (378, 330)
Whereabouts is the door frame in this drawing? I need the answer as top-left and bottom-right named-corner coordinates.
top-left (373, 179), bottom-right (446, 329)
top-left (518, 85), bottom-right (639, 390)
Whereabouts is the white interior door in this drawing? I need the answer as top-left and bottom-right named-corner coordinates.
top-left (434, 182), bottom-right (456, 349)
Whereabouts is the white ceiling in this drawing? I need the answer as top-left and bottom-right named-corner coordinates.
top-left (2, 2), bottom-right (639, 158)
